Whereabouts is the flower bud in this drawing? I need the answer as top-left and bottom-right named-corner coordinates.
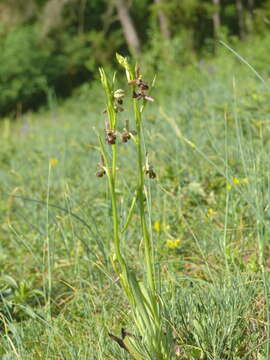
top-left (114, 89), bottom-right (125, 99)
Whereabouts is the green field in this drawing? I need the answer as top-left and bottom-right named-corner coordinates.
top-left (1, 45), bottom-right (270, 359)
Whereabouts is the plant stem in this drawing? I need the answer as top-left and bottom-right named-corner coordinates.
top-left (134, 100), bottom-right (155, 294)
top-left (111, 144), bottom-right (124, 267)
top-left (99, 138), bottom-right (125, 269)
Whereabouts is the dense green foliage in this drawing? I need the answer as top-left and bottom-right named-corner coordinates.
top-left (1, 41), bottom-right (270, 357)
top-left (1, 0), bottom-right (270, 116)
top-left (2, 1), bottom-right (270, 358)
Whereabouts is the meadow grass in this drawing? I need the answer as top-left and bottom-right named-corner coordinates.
top-left (1, 49), bottom-right (270, 359)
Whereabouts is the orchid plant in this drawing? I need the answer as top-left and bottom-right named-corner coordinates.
top-left (96, 54), bottom-right (173, 359)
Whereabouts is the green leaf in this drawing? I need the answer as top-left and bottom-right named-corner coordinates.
top-left (184, 345), bottom-right (203, 359)
top-left (121, 192), bottom-right (137, 233)
top-left (115, 53), bottom-right (133, 82)
top-left (116, 53), bottom-right (127, 68)
top-left (1, 275), bottom-right (18, 289)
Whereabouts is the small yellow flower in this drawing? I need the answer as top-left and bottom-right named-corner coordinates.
top-left (208, 208), bottom-right (216, 215)
top-left (232, 177), bottom-right (240, 185)
top-left (206, 208), bottom-right (217, 220)
top-left (154, 220), bottom-right (161, 232)
top-left (227, 177), bottom-right (249, 190)
top-left (166, 239), bottom-right (181, 249)
top-left (49, 158), bottom-right (58, 168)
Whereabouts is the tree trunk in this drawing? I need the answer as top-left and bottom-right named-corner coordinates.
top-left (212, 0), bottom-right (220, 39)
top-left (78, 0), bottom-right (87, 34)
top-left (236, 0), bottom-right (245, 40)
top-left (154, 0), bottom-right (170, 40)
top-left (245, 0), bottom-right (254, 33)
top-left (248, 0), bottom-right (254, 12)
top-left (113, 0), bottom-right (140, 55)
top-left (41, 0), bottom-right (72, 36)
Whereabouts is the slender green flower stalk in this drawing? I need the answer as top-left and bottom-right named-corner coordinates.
top-left (133, 100), bottom-right (155, 294)
top-left (97, 55), bottom-right (172, 359)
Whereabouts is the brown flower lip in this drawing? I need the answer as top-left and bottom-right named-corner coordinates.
top-left (121, 120), bottom-right (136, 143)
top-left (139, 81), bottom-right (149, 91)
top-left (96, 154), bottom-right (106, 177)
top-left (145, 169), bottom-right (156, 179)
top-left (121, 131), bottom-right (130, 143)
top-left (105, 132), bottom-right (117, 145)
top-left (128, 68), bottom-right (154, 102)
top-left (144, 153), bottom-right (156, 179)
top-left (105, 120), bottom-right (117, 145)
top-left (128, 79), bottom-right (149, 90)
top-left (132, 90), bottom-right (154, 102)
top-left (96, 169), bottom-right (106, 177)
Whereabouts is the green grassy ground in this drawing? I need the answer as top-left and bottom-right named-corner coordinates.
top-left (1, 47), bottom-right (270, 359)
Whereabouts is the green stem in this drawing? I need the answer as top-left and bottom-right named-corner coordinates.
top-left (112, 142), bottom-right (117, 183)
top-left (111, 144), bottom-right (124, 266)
top-left (99, 139), bottom-right (124, 269)
top-left (134, 100), bottom-right (155, 294)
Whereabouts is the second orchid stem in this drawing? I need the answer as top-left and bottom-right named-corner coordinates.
top-left (134, 100), bottom-right (155, 296)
